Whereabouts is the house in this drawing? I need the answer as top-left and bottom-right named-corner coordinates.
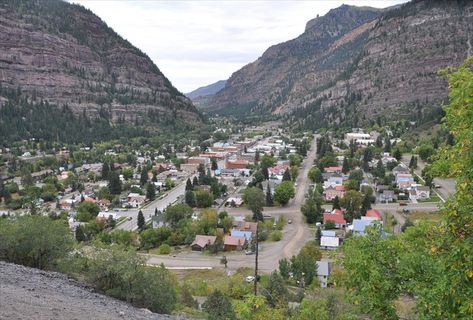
top-left (97, 212), bottom-right (119, 220)
top-left (392, 164), bottom-right (410, 176)
top-left (191, 235), bottom-right (217, 251)
top-left (232, 220), bottom-right (258, 235)
top-left (379, 190), bottom-right (395, 203)
top-left (324, 185), bottom-right (346, 201)
top-left (411, 186), bottom-right (430, 200)
top-left (187, 157), bottom-right (210, 165)
top-left (231, 229), bottom-right (253, 241)
top-left (316, 260), bottom-right (333, 288)
top-left (224, 235), bottom-right (246, 251)
top-left (365, 209), bottom-right (382, 220)
top-left (127, 193), bottom-right (146, 208)
top-left (180, 163), bottom-right (200, 173)
top-left (268, 163), bottom-right (289, 177)
top-left (396, 173), bottom-right (415, 189)
top-left (226, 159), bottom-right (249, 169)
top-left (376, 184), bottom-right (390, 193)
top-left (225, 197), bottom-right (243, 207)
top-left (353, 217), bottom-right (379, 235)
top-left (323, 210), bottom-right (347, 228)
top-left (323, 174), bottom-right (345, 189)
top-left (324, 166), bottom-right (342, 174)
top-left (320, 231), bottom-right (340, 250)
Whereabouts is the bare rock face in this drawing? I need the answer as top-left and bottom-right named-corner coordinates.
top-left (207, 0), bottom-right (473, 128)
top-left (0, 261), bottom-right (187, 320)
top-left (0, 0), bottom-right (202, 126)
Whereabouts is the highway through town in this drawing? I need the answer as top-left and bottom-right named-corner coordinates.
top-left (143, 138), bottom-right (444, 272)
top-left (147, 135), bottom-right (319, 272)
top-left (117, 175), bottom-right (195, 231)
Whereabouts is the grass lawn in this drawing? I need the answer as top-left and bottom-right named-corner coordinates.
top-left (417, 194), bottom-right (442, 203)
top-left (404, 211), bottom-right (442, 222)
top-left (171, 267), bottom-right (254, 296)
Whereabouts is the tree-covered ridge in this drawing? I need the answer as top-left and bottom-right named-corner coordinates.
top-left (0, 95), bottom-right (198, 146)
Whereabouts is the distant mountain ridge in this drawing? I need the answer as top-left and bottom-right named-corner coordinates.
top-left (206, 0), bottom-right (473, 129)
top-left (186, 80), bottom-right (227, 99)
top-left (0, 0), bottom-right (203, 144)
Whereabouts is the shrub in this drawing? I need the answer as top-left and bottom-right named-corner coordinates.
top-left (270, 230), bottom-right (283, 241)
top-left (159, 243), bottom-right (172, 255)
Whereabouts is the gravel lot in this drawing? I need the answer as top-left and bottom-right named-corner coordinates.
top-left (0, 261), bottom-right (186, 320)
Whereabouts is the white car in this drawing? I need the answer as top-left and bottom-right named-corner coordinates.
top-left (245, 276), bottom-right (255, 283)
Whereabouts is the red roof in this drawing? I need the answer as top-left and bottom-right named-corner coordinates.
top-left (335, 185), bottom-right (346, 191)
top-left (224, 235), bottom-right (246, 246)
top-left (325, 166), bottom-right (342, 172)
top-left (227, 159), bottom-right (249, 165)
top-left (365, 209), bottom-right (382, 220)
top-left (323, 213), bottom-right (347, 225)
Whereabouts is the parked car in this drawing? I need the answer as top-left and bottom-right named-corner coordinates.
top-left (245, 276), bottom-right (255, 283)
top-left (245, 250), bottom-right (255, 255)
top-left (288, 219), bottom-right (293, 224)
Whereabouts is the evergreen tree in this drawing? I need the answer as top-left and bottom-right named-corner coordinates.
top-left (332, 196), bottom-right (341, 210)
top-left (185, 190), bottom-right (196, 207)
top-left (393, 148), bottom-right (402, 161)
top-left (75, 225), bottom-right (86, 242)
top-left (101, 161), bottom-right (110, 180)
top-left (262, 166), bottom-right (269, 180)
top-left (384, 136), bottom-right (392, 152)
top-left (375, 160), bottom-right (385, 178)
top-left (409, 156), bottom-right (418, 169)
top-left (192, 176), bottom-right (199, 187)
top-left (185, 178), bottom-right (193, 191)
top-left (146, 183), bottom-right (156, 201)
top-left (108, 172), bottom-right (122, 195)
top-left (342, 157), bottom-right (349, 174)
top-left (140, 167), bottom-right (148, 186)
top-left (282, 168), bottom-right (291, 181)
top-left (315, 226), bottom-right (322, 245)
top-left (361, 193), bottom-right (372, 214)
top-left (137, 210), bottom-right (145, 231)
top-left (211, 158), bottom-right (218, 171)
top-left (266, 185), bottom-right (273, 207)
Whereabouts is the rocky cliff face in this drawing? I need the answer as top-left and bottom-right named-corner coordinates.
top-left (207, 0), bottom-right (473, 129)
top-left (0, 0), bottom-right (202, 127)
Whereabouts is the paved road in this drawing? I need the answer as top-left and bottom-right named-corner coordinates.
top-left (117, 175), bottom-right (194, 231)
top-left (401, 154), bottom-right (456, 201)
top-left (147, 134), bottom-right (319, 272)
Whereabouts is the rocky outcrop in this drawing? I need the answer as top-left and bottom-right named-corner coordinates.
top-left (0, 261), bottom-right (185, 320)
top-left (207, 0), bottom-right (473, 129)
top-left (0, 0), bottom-right (202, 126)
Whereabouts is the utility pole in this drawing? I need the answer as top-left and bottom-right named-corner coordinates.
top-left (254, 223), bottom-right (259, 295)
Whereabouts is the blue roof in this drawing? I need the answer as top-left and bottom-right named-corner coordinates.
top-left (231, 229), bottom-right (253, 240)
top-left (353, 219), bottom-right (375, 233)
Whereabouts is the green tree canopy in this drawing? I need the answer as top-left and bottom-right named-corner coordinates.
top-left (274, 181), bottom-right (295, 206)
top-left (0, 215), bottom-right (73, 269)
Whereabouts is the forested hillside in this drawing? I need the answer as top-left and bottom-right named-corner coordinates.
top-left (0, 0), bottom-right (203, 144)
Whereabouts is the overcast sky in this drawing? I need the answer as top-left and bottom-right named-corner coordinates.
top-left (69, 0), bottom-right (408, 93)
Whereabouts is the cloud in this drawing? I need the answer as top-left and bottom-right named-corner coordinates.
top-left (69, 0), bottom-right (408, 92)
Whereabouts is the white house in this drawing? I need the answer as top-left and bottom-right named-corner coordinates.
top-left (316, 260), bottom-right (333, 288)
top-left (127, 193), bottom-right (146, 208)
top-left (320, 230), bottom-right (340, 250)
